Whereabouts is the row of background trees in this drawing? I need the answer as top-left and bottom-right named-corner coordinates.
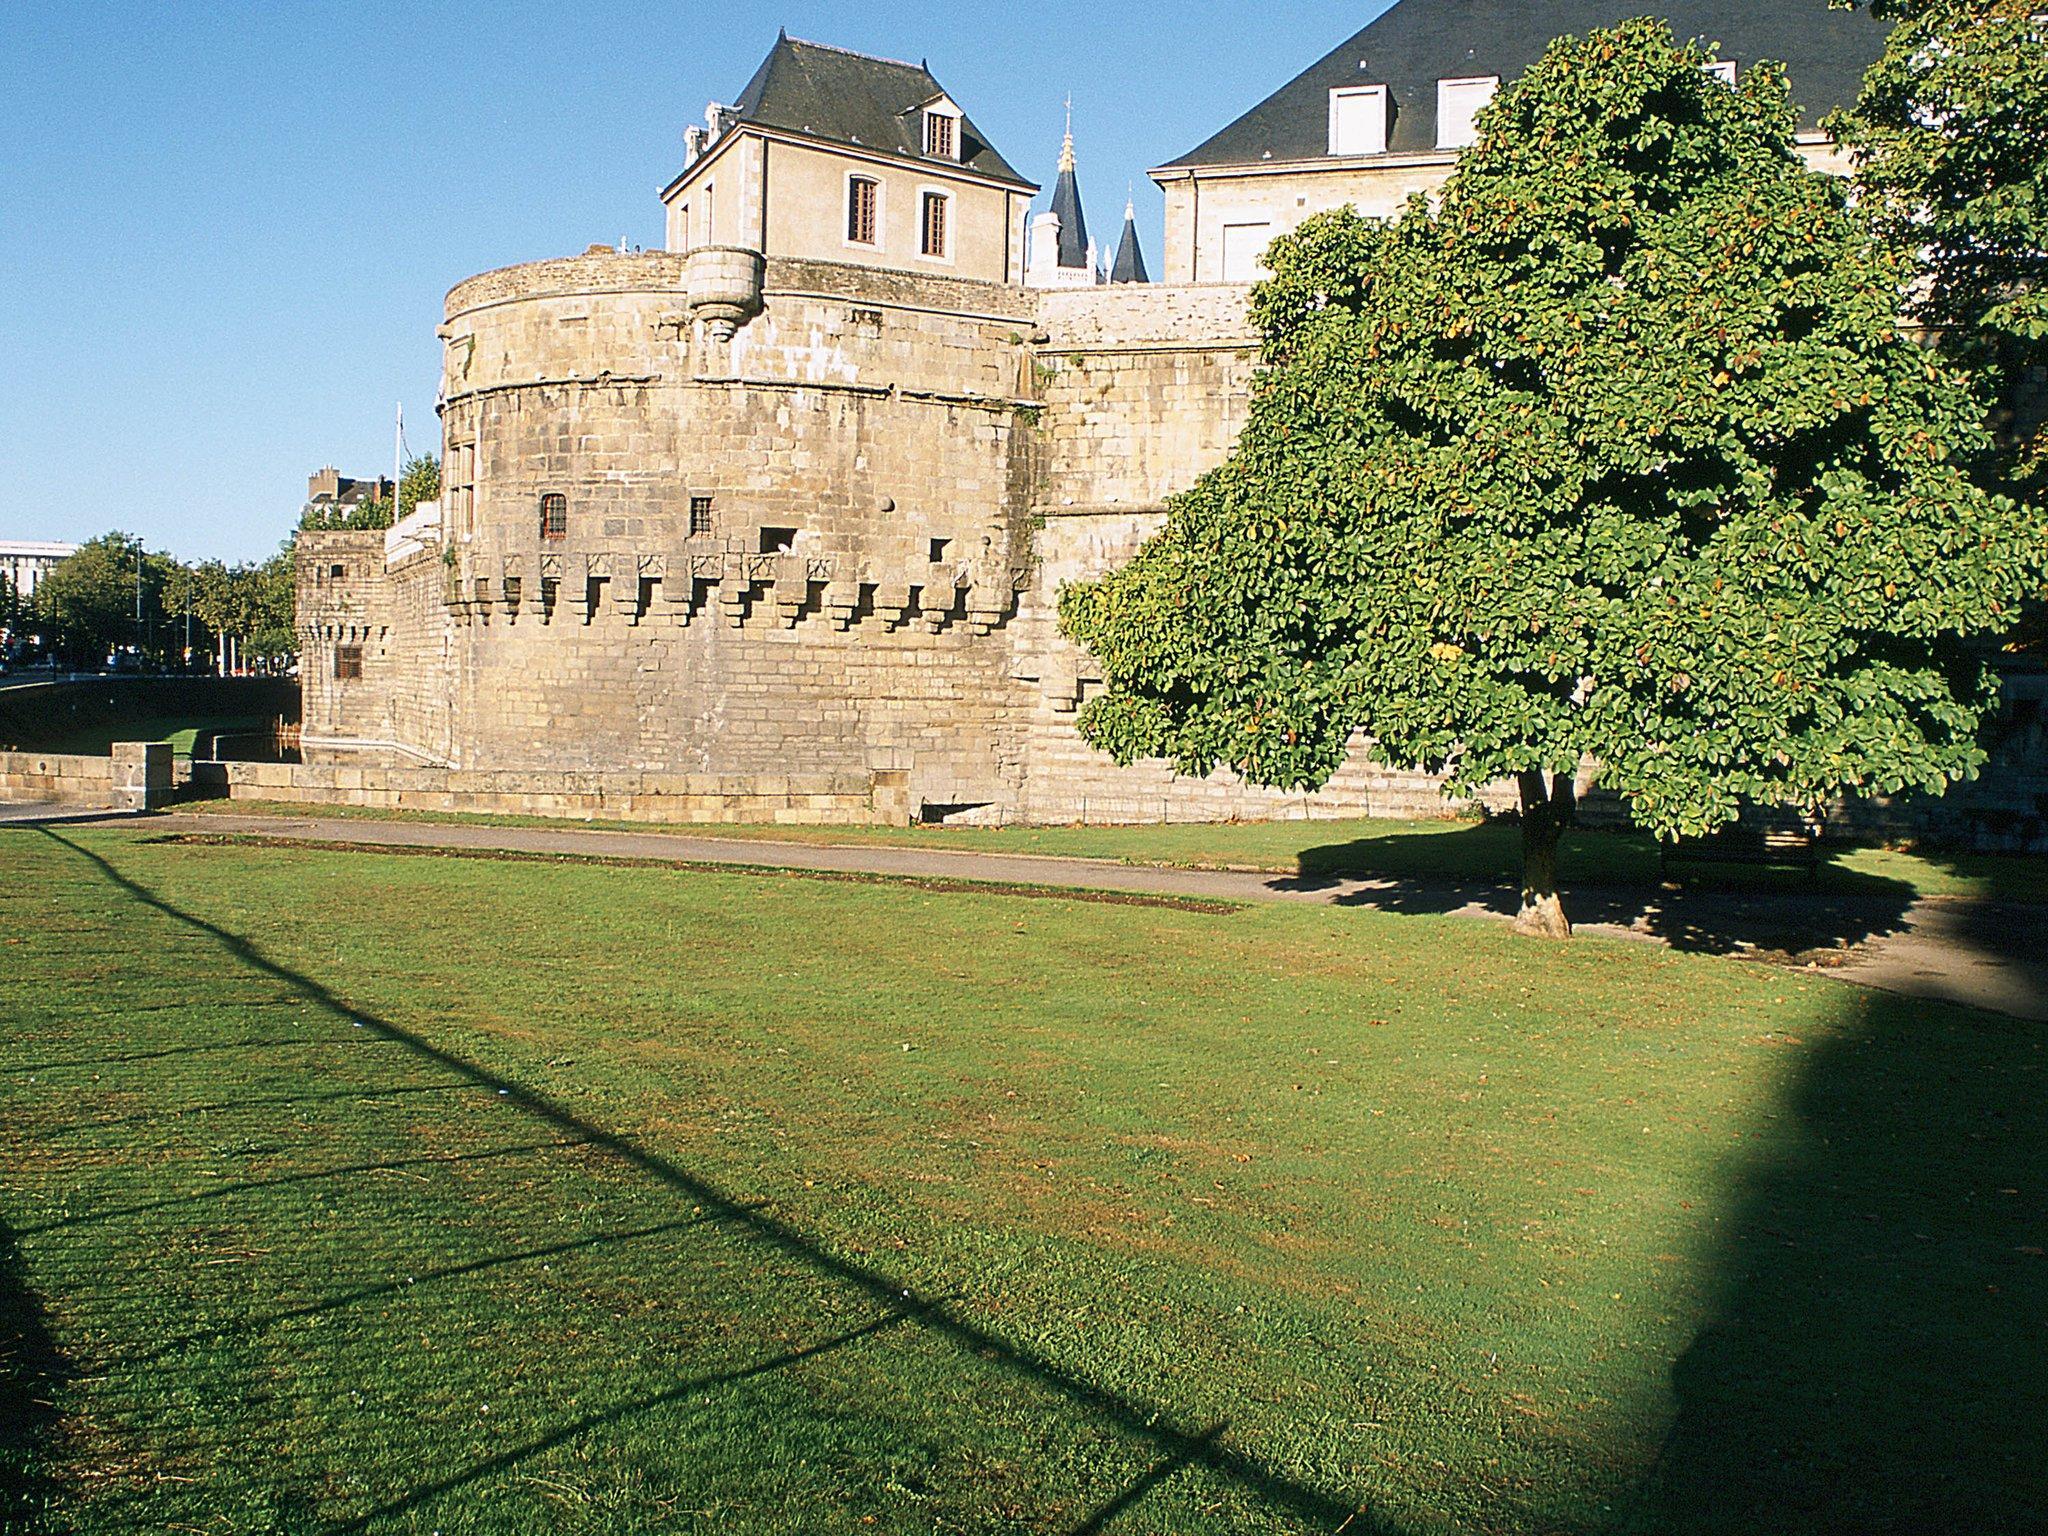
top-left (13, 534), bottom-right (298, 674)
top-left (11, 455), bottom-right (444, 672)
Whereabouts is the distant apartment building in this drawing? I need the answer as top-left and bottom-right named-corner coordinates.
top-left (307, 467), bottom-right (395, 513)
top-left (0, 540), bottom-right (79, 602)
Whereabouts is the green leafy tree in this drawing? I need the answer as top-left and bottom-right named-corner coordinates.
top-left (1060, 19), bottom-right (2045, 937)
top-left (32, 533), bottom-right (170, 668)
top-left (398, 453), bottom-right (441, 521)
top-left (1830, 0), bottom-right (2048, 485)
top-left (241, 547), bottom-right (298, 665)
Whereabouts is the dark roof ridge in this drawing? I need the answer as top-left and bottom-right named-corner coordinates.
top-left (780, 34), bottom-right (928, 74)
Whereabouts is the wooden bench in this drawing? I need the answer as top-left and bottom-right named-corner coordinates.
top-left (1660, 823), bottom-right (1823, 884)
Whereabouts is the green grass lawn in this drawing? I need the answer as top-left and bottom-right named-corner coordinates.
top-left (191, 797), bottom-right (2048, 905)
top-left (2, 827), bottom-right (2042, 1534)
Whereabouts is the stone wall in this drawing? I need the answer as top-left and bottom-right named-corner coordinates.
top-left (190, 760), bottom-right (909, 826)
top-left (0, 743), bottom-right (173, 811)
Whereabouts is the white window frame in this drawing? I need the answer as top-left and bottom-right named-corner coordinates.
top-left (915, 184), bottom-right (956, 266)
top-left (844, 171), bottom-right (884, 251)
top-left (1436, 75), bottom-right (1499, 150)
top-left (1328, 85), bottom-right (1389, 157)
top-left (1703, 59), bottom-right (1738, 87)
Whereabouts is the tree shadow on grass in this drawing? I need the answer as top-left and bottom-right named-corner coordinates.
top-left (35, 828), bottom-right (1381, 1536)
top-left (1281, 824), bottom-right (1921, 957)
top-left (1614, 985), bottom-right (2048, 1534)
top-left (0, 1215), bottom-right (67, 1536)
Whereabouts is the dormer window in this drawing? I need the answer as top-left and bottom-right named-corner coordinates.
top-left (1329, 85), bottom-right (1389, 157)
top-left (1437, 76), bottom-right (1499, 150)
top-left (925, 110), bottom-right (958, 160)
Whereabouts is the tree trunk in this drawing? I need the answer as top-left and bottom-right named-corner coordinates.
top-left (1514, 769), bottom-right (1574, 940)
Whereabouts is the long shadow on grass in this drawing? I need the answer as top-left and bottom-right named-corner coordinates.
top-left (40, 830), bottom-right (1381, 1534)
top-left (1615, 985), bottom-right (2048, 1533)
top-left (0, 1215), bottom-right (66, 1536)
top-left (1286, 826), bottom-right (1918, 957)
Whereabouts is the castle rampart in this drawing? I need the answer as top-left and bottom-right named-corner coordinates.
top-left (302, 244), bottom-right (1505, 824)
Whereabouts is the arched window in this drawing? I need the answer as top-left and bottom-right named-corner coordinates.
top-left (847, 176), bottom-right (879, 246)
top-left (540, 493), bottom-right (567, 540)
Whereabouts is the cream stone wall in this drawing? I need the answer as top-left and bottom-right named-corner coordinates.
top-left (664, 131), bottom-right (1032, 286)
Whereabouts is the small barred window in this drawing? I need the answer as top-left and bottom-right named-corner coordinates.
top-left (689, 495), bottom-right (715, 537)
top-left (540, 493), bottom-right (567, 540)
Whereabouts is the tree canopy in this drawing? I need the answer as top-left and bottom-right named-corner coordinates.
top-left (1059, 19), bottom-right (2046, 934)
top-left (1830, 0), bottom-right (2048, 486)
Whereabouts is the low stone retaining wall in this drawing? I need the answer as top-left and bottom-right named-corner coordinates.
top-left (185, 761), bottom-right (912, 826)
top-left (0, 743), bottom-right (173, 810)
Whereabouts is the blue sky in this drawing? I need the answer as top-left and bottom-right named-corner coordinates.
top-left (0, 1), bottom-right (1394, 564)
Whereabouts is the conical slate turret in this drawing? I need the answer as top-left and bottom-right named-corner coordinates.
top-left (1049, 114), bottom-right (1091, 271)
top-left (1110, 196), bottom-right (1149, 284)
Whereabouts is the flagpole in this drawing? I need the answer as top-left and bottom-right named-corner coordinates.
top-left (393, 401), bottom-right (405, 525)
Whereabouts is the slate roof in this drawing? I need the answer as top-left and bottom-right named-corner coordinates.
top-left (1160, 1), bottom-right (1889, 170)
top-left (1110, 206), bottom-right (1150, 284)
top-left (1049, 153), bottom-right (1092, 269)
top-left (727, 34), bottom-right (1033, 188)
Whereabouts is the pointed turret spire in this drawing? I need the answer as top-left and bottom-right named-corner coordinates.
top-left (1049, 94), bottom-right (1090, 271)
top-left (1110, 190), bottom-right (1150, 284)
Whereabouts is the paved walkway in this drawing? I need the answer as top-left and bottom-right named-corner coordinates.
top-left (32, 808), bottom-right (2048, 1023)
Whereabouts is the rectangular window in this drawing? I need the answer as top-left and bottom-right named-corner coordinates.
top-left (1221, 222), bottom-right (1274, 283)
top-left (925, 113), bottom-right (956, 159)
top-left (540, 493), bottom-right (567, 540)
top-left (1437, 76), bottom-right (1499, 150)
top-left (334, 645), bottom-right (363, 681)
top-left (689, 495), bottom-right (715, 537)
top-left (848, 177), bottom-right (879, 245)
top-left (759, 526), bottom-right (796, 554)
top-left (1702, 59), bottom-right (1738, 87)
top-left (921, 192), bottom-right (949, 258)
top-left (1329, 85), bottom-right (1389, 156)
top-left (929, 538), bottom-right (951, 563)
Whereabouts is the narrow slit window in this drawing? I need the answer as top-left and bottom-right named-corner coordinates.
top-left (848, 177), bottom-right (879, 245)
top-left (540, 493), bottom-right (567, 540)
top-left (921, 192), bottom-right (949, 258)
top-left (689, 495), bottom-right (715, 537)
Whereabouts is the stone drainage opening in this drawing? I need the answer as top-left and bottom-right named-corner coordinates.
top-left (919, 802), bottom-right (993, 826)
